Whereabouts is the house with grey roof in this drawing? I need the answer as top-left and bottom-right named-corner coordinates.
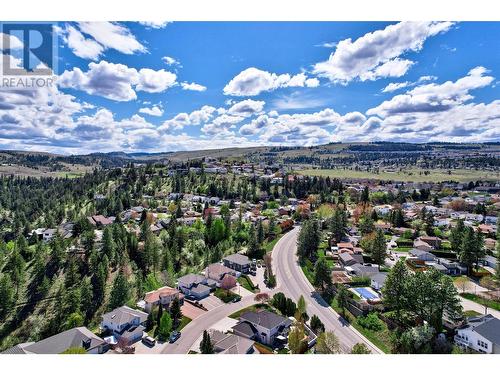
top-left (455, 314), bottom-right (500, 353)
top-left (207, 329), bottom-right (257, 354)
top-left (339, 252), bottom-right (363, 268)
top-left (177, 273), bottom-right (211, 299)
top-left (223, 253), bottom-right (251, 274)
top-left (409, 248), bottom-right (437, 262)
top-left (1, 327), bottom-right (106, 354)
top-left (101, 306), bottom-right (148, 345)
top-left (232, 310), bottom-right (292, 346)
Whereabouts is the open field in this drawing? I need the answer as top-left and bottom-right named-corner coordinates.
top-left (298, 168), bottom-right (499, 183)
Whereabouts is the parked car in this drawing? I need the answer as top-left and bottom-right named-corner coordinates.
top-left (142, 335), bottom-right (156, 347)
top-left (232, 295), bottom-right (242, 303)
top-left (169, 331), bottom-right (181, 343)
top-left (249, 269), bottom-right (256, 276)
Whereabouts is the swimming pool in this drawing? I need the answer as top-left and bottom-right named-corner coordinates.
top-left (353, 287), bottom-right (379, 300)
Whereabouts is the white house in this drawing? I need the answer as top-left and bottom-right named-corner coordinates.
top-left (101, 306), bottom-right (148, 345)
top-left (454, 314), bottom-right (500, 354)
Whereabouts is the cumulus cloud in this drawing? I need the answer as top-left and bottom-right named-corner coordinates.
top-left (313, 21), bottom-right (453, 84)
top-left (139, 105), bottom-right (164, 117)
top-left (58, 61), bottom-right (177, 101)
top-left (159, 105), bottom-right (217, 132)
top-left (227, 99), bottom-right (265, 117)
top-left (163, 56), bottom-right (181, 66)
top-left (368, 66), bottom-right (494, 117)
top-left (181, 82), bottom-right (207, 91)
top-left (139, 21), bottom-right (171, 29)
top-left (382, 81), bottom-right (410, 93)
top-left (201, 114), bottom-right (245, 135)
top-left (62, 25), bottom-right (104, 60)
top-left (223, 67), bottom-right (320, 96)
top-left (77, 22), bottom-right (146, 55)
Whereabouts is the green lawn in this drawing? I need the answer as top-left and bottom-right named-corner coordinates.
top-left (460, 293), bottom-right (500, 311)
top-left (214, 288), bottom-right (238, 303)
top-left (330, 298), bottom-right (393, 353)
top-left (299, 168), bottom-right (498, 183)
top-left (464, 310), bottom-right (481, 318)
top-left (229, 303), bottom-right (274, 319)
top-left (264, 233), bottom-right (284, 253)
top-left (178, 316), bottom-right (192, 331)
top-left (238, 275), bottom-right (259, 293)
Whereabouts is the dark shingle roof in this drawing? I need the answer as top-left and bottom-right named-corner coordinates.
top-left (239, 310), bottom-right (291, 330)
top-left (472, 316), bottom-right (500, 345)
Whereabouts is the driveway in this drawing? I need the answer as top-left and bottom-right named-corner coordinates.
top-left (181, 301), bottom-right (206, 320)
top-left (232, 283), bottom-right (254, 297)
top-left (131, 338), bottom-right (168, 354)
top-left (200, 295), bottom-right (225, 310)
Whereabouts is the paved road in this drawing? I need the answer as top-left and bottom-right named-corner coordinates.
top-left (162, 226), bottom-right (382, 354)
top-left (162, 294), bottom-right (257, 354)
top-left (272, 227), bottom-right (382, 354)
top-left (460, 296), bottom-right (500, 319)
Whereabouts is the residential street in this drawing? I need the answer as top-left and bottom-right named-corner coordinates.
top-left (162, 226), bottom-right (382, 354)
top-left (272, 227), bottom-right (383, 354)
top-left (161, 294), bottom-right (257, 354)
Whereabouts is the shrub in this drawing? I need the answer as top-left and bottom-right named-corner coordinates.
top-left (357, 313), bottom-right (384, 331)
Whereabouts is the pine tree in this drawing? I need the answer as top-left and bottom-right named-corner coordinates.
top-left (109, 271), bottom-right (130, 309)
top-left (459, 226), bottom-right (478, 275)
top-left (449, 219), bottom-right (465, 253)
top-left (371, 229), bottom-right (387, 269)
top-left (313, 257), bottom-right (331, 290)
top-left (200, 330), bottom-right (214, 354)
top-left (157, 312), bottom-right (173, 341)
top-left (170, 297), bottom-right (183, 328)
top-left (382, 259), bottom-right (409, 323)
top-left (0, 273), bottom-right (15, 319)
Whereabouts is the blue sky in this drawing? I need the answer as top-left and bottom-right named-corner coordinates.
top-left (0, 21), bottom-right (499, 154)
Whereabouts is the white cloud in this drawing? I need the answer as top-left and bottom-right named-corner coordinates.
top-left (136, 68), bottom-right (177, 93)
top-left (227, 99), bottom-right (265, 117)
top-left (419, 75), bottom-right (437, 82)
top-left (181, 82), bottom-right (207, 91)
top-left (313, 21), bottom-right (453, 84)
top-left (77, 22), bottom-right (146, 55)
top-left (223, 68), bottom-right (319, 96)
top-left (63, 25), bottom-right (104, 60)
top-left (315, 41), bottom-right (337, 48)
top-left (368, 66), bottom-right (494, 117)
top-left (139, 105), bottom-right (164, 117)
top-left (382, 81), bottom-right (410, 93)
top-left (159, 105), bottom-right (217, 132)
top-left (163, 56), bottom-right (181, 66)
top-left (139, 21), bottom-right (171, 29)
top-left (202, 114), bottom-right (244, 135)
top-left (58, 61), bottom-right (177, 101)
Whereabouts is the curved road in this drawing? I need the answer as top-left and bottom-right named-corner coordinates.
top-left (163, 226), bottom-right (381, 354)
top-left (272, 227), bottom-right (382, 354)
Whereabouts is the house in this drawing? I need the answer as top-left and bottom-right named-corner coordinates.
top-left (348, 264), bottom-right (379, 277)
top-left (1, 327), bottom-right (106, 354)
top-left (143, 286), bottom-right (183, 313)
top-left (409, 248), bottom-right (437, 262)
top-left (223, 254), bottom-right (252, 274)
top-left (177, 274), bottom-right (211, 299)
top-left (454, 314), bottom-right (500, 353)
top-left (87, 215), bottom-right (114, 227)
top-left (205, 263), bottom-right (237, 286)
top-left (418, 236), bottom-right (441, 249)
top-left (481, 255), bottom-right (498, 269)
top-left (370, 273), bottom-right (388, 291)
top-left (438, 258), bottom-right (466, 275)
top-left (338, 252), bottom-right (364, 268)
top-left (207, 330), bottom-right (257, 354)
top-left (42, 228), bottom-right (56, 242)
top-left (413, 239), bottom-right (434, 252)
top-left (101, 306), bottom-right (148, 345)
top-left (232, 310), bottom-right (292, 346)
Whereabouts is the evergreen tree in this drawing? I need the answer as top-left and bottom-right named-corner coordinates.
top-left (329, 208), bottom-right (348, 243)
top-left (157, 312), bottom-right (173, 341)
top-left (313, 257), bottom-right (331, 290)
top-left (200, 330), bottom-right (214, 354)
top-left (449, 219), bottom-right (465, 253)
top-left (109, 271), bottom-right (130, 309)
top-left (170, 297), bottom-right (183, 328)
top-left (371, 229), bottom-right (387, 269)
top-left (0, 273), bottom-right (15, 319)
top-left (382, 259), bottom-right (409, 323)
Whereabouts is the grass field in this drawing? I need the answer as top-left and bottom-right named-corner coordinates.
top-left (298, 168), bottom-right (499, 183)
